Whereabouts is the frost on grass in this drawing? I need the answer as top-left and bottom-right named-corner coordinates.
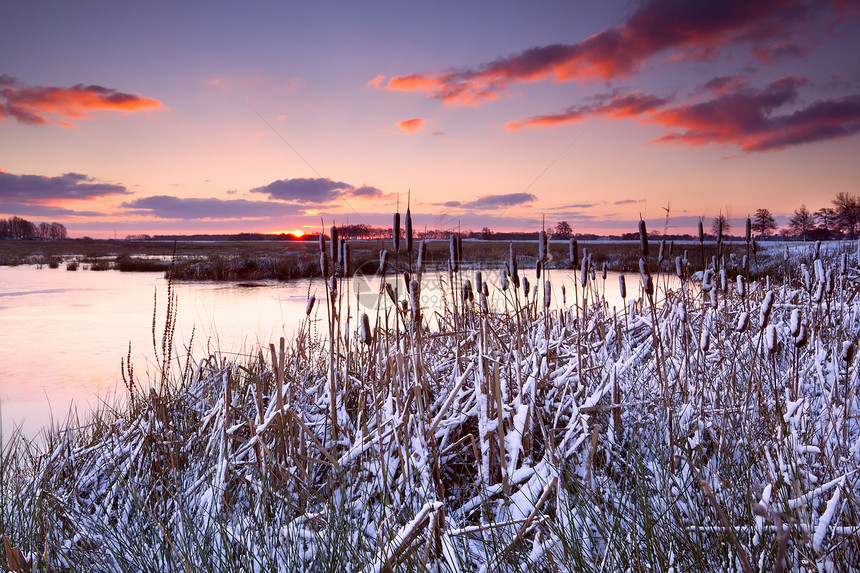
top-left (2, 239), bottom-right (860, 572)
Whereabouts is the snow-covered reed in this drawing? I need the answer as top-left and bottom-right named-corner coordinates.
top-left (1, 234), bottom-right (859, 572)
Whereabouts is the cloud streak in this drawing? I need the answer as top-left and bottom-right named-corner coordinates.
top-left (509, 77), bottom-right (860, 151)
top-left (445, 192), bottom-right (537, 210)
top-left (0, 75), bottom-right (164, 126)
top-left (121, 196), bottom-right (307, 220)
top-left (250, 177), bottom-right (383, 204)
top-left (386, 0), bottom-right (828, 105)
top-left (397, 118), bottom-right (425, 133)
top-left (0, 171), bottom-right (130, 203)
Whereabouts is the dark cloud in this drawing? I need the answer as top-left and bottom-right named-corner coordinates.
top-left (387, 0), bottom-right (826, 105)
top-left (649, 76), bottom-right (860, 151)
top-left (614, 199), bottom-right (645, 205)
top-left (507, 92), bottom-right (670, 130)
top-left (121, 195), bottom-right (306, 220)
top-left (508, 76), bottom-right (860, 151)
top-left (461, 193), bottom-right (537, 209)
top-left (0, 171), bottom-right (130, 203)
top-left (0, 75), bottom-right (164, 126)
top-left (250, 177), bottom-right (382, 204)
top-left (0, 203), bottom-right (103, 218)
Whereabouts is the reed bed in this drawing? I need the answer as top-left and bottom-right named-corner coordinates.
top-left (1, 229), bottom-right (859, 572)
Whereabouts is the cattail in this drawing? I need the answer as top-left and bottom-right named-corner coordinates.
top-left (342, 242), bottom-right (350, 276)
top-left (602, 263), bottom-right (607, 280)
top-left (814, 240), bottom-right (821, 259)
top-left (619, 274), bottom-right (627, 299)
top-left (745, 217), bottom-right (751, 243)
top-left (783, 246), bottom-right (789, 262)
top-left (840, 253), bottom-right (849, 276)
top-left (812, 282), bottom-right (824, 303)
top-left (320, 252), bottom-right (329, 277)
top-left (535, 260), bottom-right (542, 279)
top-left (329, 275), bottom-right (338, 300)
top-left (677, 302), bottom-right (686, 323)
top-left (742, 255), bottom-right (748, 271)
top-left (675, 256), bottom-right (683, 278)
top-left (409, 279), bottom-right (420, 321)
top-left (669, 241), bottom-right (674, 256)
top-left (501, 269), bottom-right (509, 291)
top-left (403, 271), bottom-right (411, 290)
top-left (826, 268), bottom-right (834, 294)
top-left (569, 239), bottom-right (579, 268)
top-left (544, 280), bottom-right (551, 308)
top-left (393, 212), bottom-right (400, 252)
top-left (509, 243), bottom-right (519, 286)
top-left (790, 309), bottom-right (801, 337)
top-left (319, 232), bottom-right (326, 254)
top-left (580, 256), bottom-right (588, 287)
top-left (539, 230), bottom-right (546, 262)
top-left (522, 276), bottom-right (529, 295)
top-left (658, 240), bottom-right (665, 265)
top-left (793, 322), bottom-right (807, 347)
top-left (639, 220), bottom-right (649, 258)
top-left (561, 284), bottom-right (566, 305)
top-left (306, 295), bottom-right (316, 316)
top-left (532, 283), bottom-right (538, 299)
top-left (400, 299), bottom-right (408, 312)
top-left (639, 257), bottom-right (653, 295)
top-left (765, 325), bottom-right (778, 354)
top-left (385, 282), bottom-right (396, 304)
top-left (802, 264), bottom-right (811, 291)
top-left (462, 279), bottom-right (473, 302)
top-left (417, 240), bottom-right (427, 272)
top-left (480, 292), bottom-right (488, 313)
top-left (450, 235), bottom-right (459, 273)
top-left (360, 312), bottom-right (371, 345)
top-left (330, 225), bottom-right (339, 264)
top-left (683, 250), bottom-right (689, 266)
top-left (720, 269), bottom-right (727, 292)
top-left (475, 270), bottom-right (483, 295)
top-left (405, 207), bottom-right (413, 253)
top-left (842, 341), bottom-right (854, 363)
top-left (379, 250), bottom-right (389, 275)
top-left (736, 275), bottom-right (745, 297)
top-left (482, 281), bottom-right (488, 297)
top-left (709, 286), bottom-right (716, 307)
top-left (702, 269), bottom-right (713, 291)
top-left (814, 258), bottom-right (824, 283)
top-left (699, 329), bottom-right (710, 353)
top-left (760, 291), bottom-right (774, 324)
top-left (698, 220), bottom-right (704, 243)
top-left (735, 312), bottom-right (749, 332)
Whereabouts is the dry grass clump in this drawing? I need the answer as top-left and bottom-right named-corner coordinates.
top-left (1, 228), bottom-right (859, 572)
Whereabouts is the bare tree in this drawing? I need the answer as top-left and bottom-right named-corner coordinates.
top-left (786, 204), bottom-right (815, 241)
top-left (816, 207), bottom-right (837, 238)
top-left (711, 213), bottom-right (731, 238)
top-left (752, 208), bottom-right (778, 238)
top-left (554, 221), bottom-right (573, 239)
top-left (832, 191), bottom-right (860, 239)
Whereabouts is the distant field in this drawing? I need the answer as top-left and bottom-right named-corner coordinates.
top-left (1, 237), bottom-right (786, 278)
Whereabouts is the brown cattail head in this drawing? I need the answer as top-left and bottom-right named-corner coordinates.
top-left (405, 207), bottom-right (413, 253)
top-left (639, 219), bottom-right (649, 258)
top-left (306, 295), bottom-right (316, 316)
top-left (698, 220), bottom-right (704, 243)
top-left (379, 249), bottom-right (389, 276)
top-left (539, 230), bottom-right (546, 262)
top-left (449, 235), bottom-right (459, 273)
top-left (393, 212), bottom-right (401, 252)
top-left (320, 252), bottom-right (329, 277)
top-left (319, 232), bottom-right (326, 254)
top-left (745, 217), bottom-right (751, 243)
top-left (536, 260), bottom-right (542, 280)
top-left (619, 274), bottom-right (627, 299)
top-left (570, 238), bottom-right (578, 269)
top-left (330, 226), bottom-right (338, 263)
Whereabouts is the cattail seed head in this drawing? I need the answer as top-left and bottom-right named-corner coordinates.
top-left (581, 256), bottom-right (588, 287)
top-left (765, 324), bottom-right (778, 354)
top-left (561, 284), bottom-right (566, 304)
top-left (699, 329), bottom-right (710, 353)
top-left (698, 220), bottom-right (704, 243)
top-left (619, 274), bottom-right (627, 299)
top-left (385, 282), bottom-right (396, 304)
top-left (379, 250), bottom-right (389, 275)
top-left (462, 279), bottom-right (473, 302)
top-left (842, 341), bottom-right (854, 363)
top-left (536, 260), bottom-right (542, 279)
top-left (522, 276), bottom-right (529, 295)
top-left (319, 232), bottom-right (326, 254)
top-left (405, 207), bottom-right (413, 253)
top-left (450, 235), bottom-right (459, 273)
top-left (409, 279), bottom-right (420, 321)
top-left (480, 292), bottom-right (488, 313)
top-left (320, 252), bottom-right (329, 277)
top-left (475, 270), bottom-right (483, 294)
top-left (658, 240), bottom-right (665, 264)
top-left (417, 240), bottom-right (427, 272)
top-left (814, 240), bottom-right (821, 259)
top-left (735, 312), bottom-right (749, 332)
top-left (360, 312), bottom-right (371, 345)
top-left (675, 256), bottom-right (683, 278)
top-left (602, 262), bottom-right (607, 280)
top-left (790, 308), bottom-right (801, 337)
top-left (793, 322), bottom-right (807, 348)
top-left (501, 269), bottom-right (509, 291)
top-left (329, 275), bottom-right (338, 299)
top-left (330, 226), bottom-right (338, 262)
top-left (342, 243), bottom-right (350, 276)
top-left (544, 280), bottom-right (551, 308)
top-left (639, 220), bottom-right (649, 258)
top-left (393, 212), bottom-right (400, 252)
top-left (760, 291), bottom-right (774, 324)
top-left (736, 275), bottom-right (745, 297)
top-left (539, 230), bottom-right (546, 262)
top-left (702, 269), bottom-right (713, 291)
top-left (570, 238), bottom-right (578, 268)
top-left (306, 295), bottom-right (316, 316)
top-left (482, 281), bottom-right (488, 297)
top-left (745, 217), bottom-right (752, 243)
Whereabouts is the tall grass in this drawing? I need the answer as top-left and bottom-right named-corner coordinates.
top-left (1, 231), bottom-right (859, 572)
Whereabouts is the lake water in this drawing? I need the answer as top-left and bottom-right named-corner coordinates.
top-left (1, 264), bottom-right (656, 439)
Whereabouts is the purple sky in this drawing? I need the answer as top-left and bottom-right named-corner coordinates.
top-left (1, 0), bottom-right (859, 237)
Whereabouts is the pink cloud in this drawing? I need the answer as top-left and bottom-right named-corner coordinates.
top-left (397, 118), bottom-right (425, 133)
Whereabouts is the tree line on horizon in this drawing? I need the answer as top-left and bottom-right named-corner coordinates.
top-left (2, 192), bottom-right (857, 243)
top-left (0, 216), bottom-right (67, 240)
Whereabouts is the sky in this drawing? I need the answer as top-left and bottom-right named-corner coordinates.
top-left (1, 0), bottom-right (859, 238)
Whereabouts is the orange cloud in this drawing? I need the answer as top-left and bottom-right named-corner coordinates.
top-left (385, 0), bottom-right (834, 106)
top-left (397, 118), bottom-right (425, 133)
top-left (507, 92), bottom-right (668, 130)
top-left (365, 74), bottom-right (386, 89)
top-left (0, 75), bottom-right (164, 125)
